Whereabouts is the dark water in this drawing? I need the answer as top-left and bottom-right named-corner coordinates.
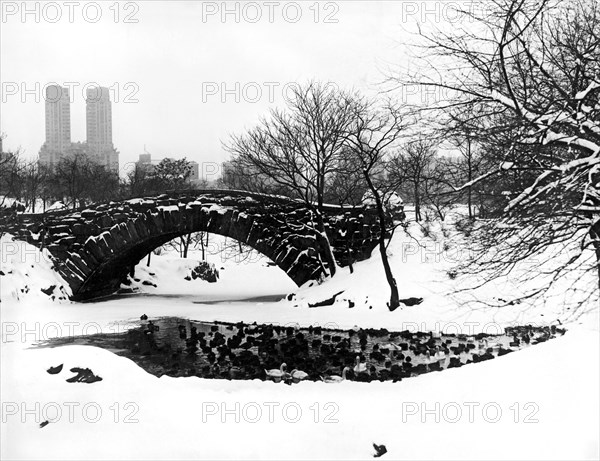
top-left (38, 318), bottom-right (566, 383)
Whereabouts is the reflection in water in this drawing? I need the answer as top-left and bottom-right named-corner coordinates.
top-left (38, 318), bottom-right (566, 383)
top-left (196, 294), bottom-right (286, 304)
top-left (85, 293), bottom-right (287, 304)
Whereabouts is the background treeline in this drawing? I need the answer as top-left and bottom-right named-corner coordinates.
top-left (0, 150), bottom-right (201, 211)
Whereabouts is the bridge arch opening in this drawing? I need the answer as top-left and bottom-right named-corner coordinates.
top-left (72, 214), bottom-right (328, 301)
top-left (124, 233), bottom-right (297, 301)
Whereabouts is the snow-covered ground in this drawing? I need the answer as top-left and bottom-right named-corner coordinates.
top-left (1, 215), bottom-right (598, 460)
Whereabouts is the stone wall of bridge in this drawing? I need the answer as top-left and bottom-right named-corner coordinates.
top-left (2, 190), bottom-right (385, 300)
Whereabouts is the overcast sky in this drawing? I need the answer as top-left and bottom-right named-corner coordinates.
top-left (0, 1), bottom-right (438, 176)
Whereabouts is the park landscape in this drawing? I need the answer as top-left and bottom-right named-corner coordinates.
top-left (1, 1), bottom-right (599, 460)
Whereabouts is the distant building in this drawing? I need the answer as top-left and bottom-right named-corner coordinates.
top-left (135, 153), bottom-right (157, 175)
top-left (68, 141), bottom-right (89, 158)
top-left (86, 87), bottom-right (119, 172)
top-left (39, 85), bottom-right (71, 167)
top-left (138, 153), bottom-right (152, 165)
top-left (38, 84), bottom-right (119, 172)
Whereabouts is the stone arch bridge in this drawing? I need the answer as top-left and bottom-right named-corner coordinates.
top-left (3, 190), bottom-right (384, 300)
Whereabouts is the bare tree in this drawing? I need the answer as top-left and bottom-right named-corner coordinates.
top-left (344, 97), bottom-right (408, 311)
top-left (447, 132), bottom-right (484, 220)
top-left (126, 162), bottom-right (152, 197)
top-left (0, 142), bottom-right (25, 239)
top-left (220, 157), bottom-right (289, 195)
top-left (389, 0), bottom-right (600, 300)
top-left (421, 156), bottom-right (457, 221)
top-left (225, 82), bottom-right (359, 278)
top-left (53, 153), bottom-right (120, 208)
top-left (0, 148), bottom-right (25, 207)
top-left (324, 149), bottom-right (367, 206)
top-left (389, 137), bottom-right (438, 222)
top-left (21, 161), bottom-right (50, 213)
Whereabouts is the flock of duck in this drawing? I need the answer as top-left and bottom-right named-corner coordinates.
top-left (119, 317), bottom-right (566, 383)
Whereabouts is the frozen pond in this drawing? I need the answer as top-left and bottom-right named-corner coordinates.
top-left (37, 315), bottom-right (566, 383)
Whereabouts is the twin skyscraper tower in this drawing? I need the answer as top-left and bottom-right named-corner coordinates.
top-left (39, 84), bottom-right (119, 172)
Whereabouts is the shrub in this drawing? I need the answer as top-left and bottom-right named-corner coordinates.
top-left (189, 261), bottom-right (219, 283)
top-left (455, 217), bottom-right (474, 237)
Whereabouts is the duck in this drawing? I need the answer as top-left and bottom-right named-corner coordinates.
top-left (434, 348), bottom-right (446, 360)
top-left (482, 339), bottom-right (502, 352)
top-left (354, 356), bottom-right (368, 374)
top-left (228, 366), bottom-right (242, 380)
top-left (290, 368), bottom-right (309, 383)
top-left (379, 342), bottom-right (401, 350)
top-left (321, 367), bottom-right (350, 383)
top-left (264, 363), bottom-right (289, 383)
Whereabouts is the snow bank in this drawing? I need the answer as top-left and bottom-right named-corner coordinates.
top-left (1, 324), bottom-right (597, 460)
top-left (0, 234), bottom-right (71, 304)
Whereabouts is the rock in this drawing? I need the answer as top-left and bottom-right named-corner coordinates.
top-left (65, 367), bottom-right (103, 383)
top-left (309, 291), bottom-right (344, 308)
top-left (190, 261), bottom-right (219, 283)
top-left (399, 297), bottom-right (423, 306)
top-left (40, 285), bottom-right (56, 296)
top-left (46, 364), bottom-right (63, 375)
top-left (373, 443), bottom-right (387, 458)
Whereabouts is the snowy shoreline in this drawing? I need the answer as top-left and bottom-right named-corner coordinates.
top-left (1, 228), bottom-right (598, 460)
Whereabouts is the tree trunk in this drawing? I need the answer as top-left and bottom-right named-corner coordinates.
top-left (467, 137), bottom-right (473, 220)
top-left (345, 233), bottom-right (354, 274)
top-left (363, 170), bottom-right (400, 311)
top-left (314, 208), bottom-right (337, 278)
top-left (478, 194), bottom-right (485, 218)
top-left (183, 233), bottom-right (191, 258)
top-left (347, 235), bottom-right (354, 274)
top-left (200, 232), bottom-right (206, 260)
top-left (589, 224), bottom-right (600, 292)
top-left (467, 188), bottom-right (472, 220)
top-left (146, 252), bottom-right (151, 267)
top-left (414, 183), bottom-right (421, 222)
